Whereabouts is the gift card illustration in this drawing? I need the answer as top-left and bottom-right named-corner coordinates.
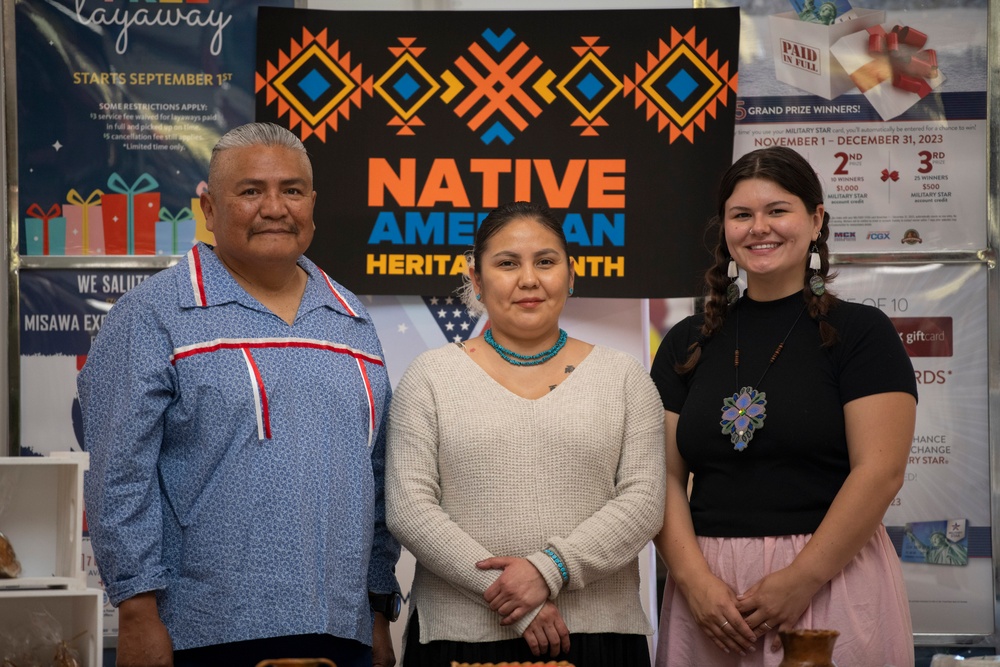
top-left (902, 518), bottom-right (969, 566)
top-left (788, 0), bottom-right (855, 25)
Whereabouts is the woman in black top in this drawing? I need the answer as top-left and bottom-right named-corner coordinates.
top-left (651, 147), bottom-right (916, 666)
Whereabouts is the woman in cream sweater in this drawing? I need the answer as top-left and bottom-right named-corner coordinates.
top-left (385, 201), bottom-right (665, 667)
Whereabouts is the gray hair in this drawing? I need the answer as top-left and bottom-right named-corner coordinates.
top-left (207, 122), bottom-right (310, 188)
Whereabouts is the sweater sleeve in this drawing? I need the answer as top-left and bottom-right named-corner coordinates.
top-left (528, 356), bottom-right (666, 595)
top-left (385, 353), bottom-right (542, 631)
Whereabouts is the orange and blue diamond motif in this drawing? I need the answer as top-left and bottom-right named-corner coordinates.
top-left (374, 38), bottom-right (440, 136)
top-left (444, 28), bottom-right (548, 146)
top-left (256, 28), bottom-right (374, 142)
top-left (625, 26), bottom-right (738, 144)
top-left (557, 37), bottom-right (622, 137)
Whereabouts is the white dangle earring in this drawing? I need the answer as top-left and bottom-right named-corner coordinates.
top-left (727, 259), bottom-right (740, 305)
top-left (808, 244), bottom-right (825, 296)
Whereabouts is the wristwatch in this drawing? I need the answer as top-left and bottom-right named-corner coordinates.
top-left (369, 591), bottom-right (403, 622)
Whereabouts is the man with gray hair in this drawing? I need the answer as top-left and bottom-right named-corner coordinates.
top-left (79, 122), bottom-right (401, 667)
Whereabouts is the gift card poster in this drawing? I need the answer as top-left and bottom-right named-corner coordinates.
top-left (254, 7), bottom-right (741, 298)
top-left (835, 263), bottom-right (991, 634)
top-left (14, 0), bottom-right (292, 258)
top-left (709, 0), bottom-right (988, 253)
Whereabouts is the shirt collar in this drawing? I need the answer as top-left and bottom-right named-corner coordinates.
top-left (178, 242), bottom-right (362, 320)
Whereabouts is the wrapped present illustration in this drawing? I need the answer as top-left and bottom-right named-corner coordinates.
top-left (830, 23), bottom-right (944, 120)
top-left (102, 172), bottom-right (160, 255)
top-left (156, 206), bottom-right (197, 256)
top-left (769, 8), bottom-right (885, 99)
top-left (192, 180), bottom-right (216, 245)
top-left (24, 203), bottom-right (67, 256)
top-left (64, 188), bottom-right (105, 255)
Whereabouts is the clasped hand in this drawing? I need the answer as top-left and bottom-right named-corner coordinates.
top-left (685, 566), bottom-right (818, 656)
top-left (477, 556), bottom-right (550, 624)
top-left (736, 566), bottom-right (818, 653)
top-left (477, 556), bottom-right (570, 656)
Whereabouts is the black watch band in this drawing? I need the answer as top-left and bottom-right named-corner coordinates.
top-left (369, 591), bottom-right (402, 622)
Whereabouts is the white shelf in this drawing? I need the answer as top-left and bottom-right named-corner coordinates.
top-left (0, 453), bottom-right (88, 589)
top-left (0, 588), bottom-right (104, 667)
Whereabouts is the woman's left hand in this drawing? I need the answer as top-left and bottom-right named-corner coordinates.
top-left (477, 556), bottom-right (550, 624)
top-left (522, 601), bottom-right (571, 657)
top-left (735, 566), bottom-right (820, 652)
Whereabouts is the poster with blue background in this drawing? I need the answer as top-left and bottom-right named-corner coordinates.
top-left (15, 0), bottom-right (292, 258)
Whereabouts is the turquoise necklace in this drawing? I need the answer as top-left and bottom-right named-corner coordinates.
top-left (484, 328), bottom-right (567, 366)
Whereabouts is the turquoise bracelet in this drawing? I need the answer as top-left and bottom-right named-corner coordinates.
top-left (544, 548), bottom-right (569, 584)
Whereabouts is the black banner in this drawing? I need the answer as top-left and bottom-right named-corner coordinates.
top-left (255, 7), bottom-right (740, 297)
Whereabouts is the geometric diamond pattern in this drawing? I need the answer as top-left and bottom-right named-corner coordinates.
top-left (666, 69), bottom-right (698, 102)
top-left (300, 69), bottom-right (332, 101)
top-left (447, 28), bottom-right (547, 145)
top-left (257, 23), bottom-right (737, 147)
top-left (624, 26), bottom-right (738, 144)
top-left (556, 37), bottom-right (623, 136)
top-left (272, 46), bottom-right (355, 126)
top-left (256, 27), bottom-right (374, 142)
top-left (374, 38), bottom-right (441, 135)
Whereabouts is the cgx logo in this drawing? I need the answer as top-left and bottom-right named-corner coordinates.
top-left (867, 231), bottom-right (891, 240)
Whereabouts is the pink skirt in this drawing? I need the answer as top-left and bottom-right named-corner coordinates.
top-left (655, 526), bottom-right (913, 667)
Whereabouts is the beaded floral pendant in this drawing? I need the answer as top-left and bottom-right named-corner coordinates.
top-left (720, 386), bottom-right (767, 451)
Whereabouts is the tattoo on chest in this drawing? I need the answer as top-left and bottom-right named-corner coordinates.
top-left (549, 365), bottom-right (577, 391)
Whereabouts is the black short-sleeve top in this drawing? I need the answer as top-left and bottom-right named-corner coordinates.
top-left (650, 292), bottom-right (917, 537)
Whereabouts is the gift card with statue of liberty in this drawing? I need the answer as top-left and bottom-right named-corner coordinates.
top-left (788, 0), bottom-right (855, 24)
top-left (902, 519), bottom-right (969, 566)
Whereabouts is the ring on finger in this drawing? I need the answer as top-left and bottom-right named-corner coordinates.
top-left (762, 621), bottom-right (773, 631)
top-left (720, 620), bottom-right (730, 630)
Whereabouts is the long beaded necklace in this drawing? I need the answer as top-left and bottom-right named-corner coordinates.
top-left (720, 301), bottom-right (807, 451)
top-left (484, 328), bottom-right (568, 366)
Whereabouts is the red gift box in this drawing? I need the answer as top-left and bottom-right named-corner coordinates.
top-left (102, 173), bottom-right (160, 255)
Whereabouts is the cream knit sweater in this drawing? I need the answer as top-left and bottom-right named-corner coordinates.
top-left (385, 343), bottom-right (666, 644)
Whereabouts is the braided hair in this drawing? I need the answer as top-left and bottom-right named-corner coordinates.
top-left (677, 146), bottom-right (838, 374)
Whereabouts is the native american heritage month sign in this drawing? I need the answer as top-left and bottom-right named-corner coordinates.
top-left (254, 7), bottom-right (741, 297)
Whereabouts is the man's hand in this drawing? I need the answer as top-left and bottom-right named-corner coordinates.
top-left (116, 592), bottom-right (173, 667)
top-left (372, 612), bottom-right (396, 667)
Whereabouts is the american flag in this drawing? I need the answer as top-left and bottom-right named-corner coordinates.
top-left (421, 296), bottom-right (484, 343)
